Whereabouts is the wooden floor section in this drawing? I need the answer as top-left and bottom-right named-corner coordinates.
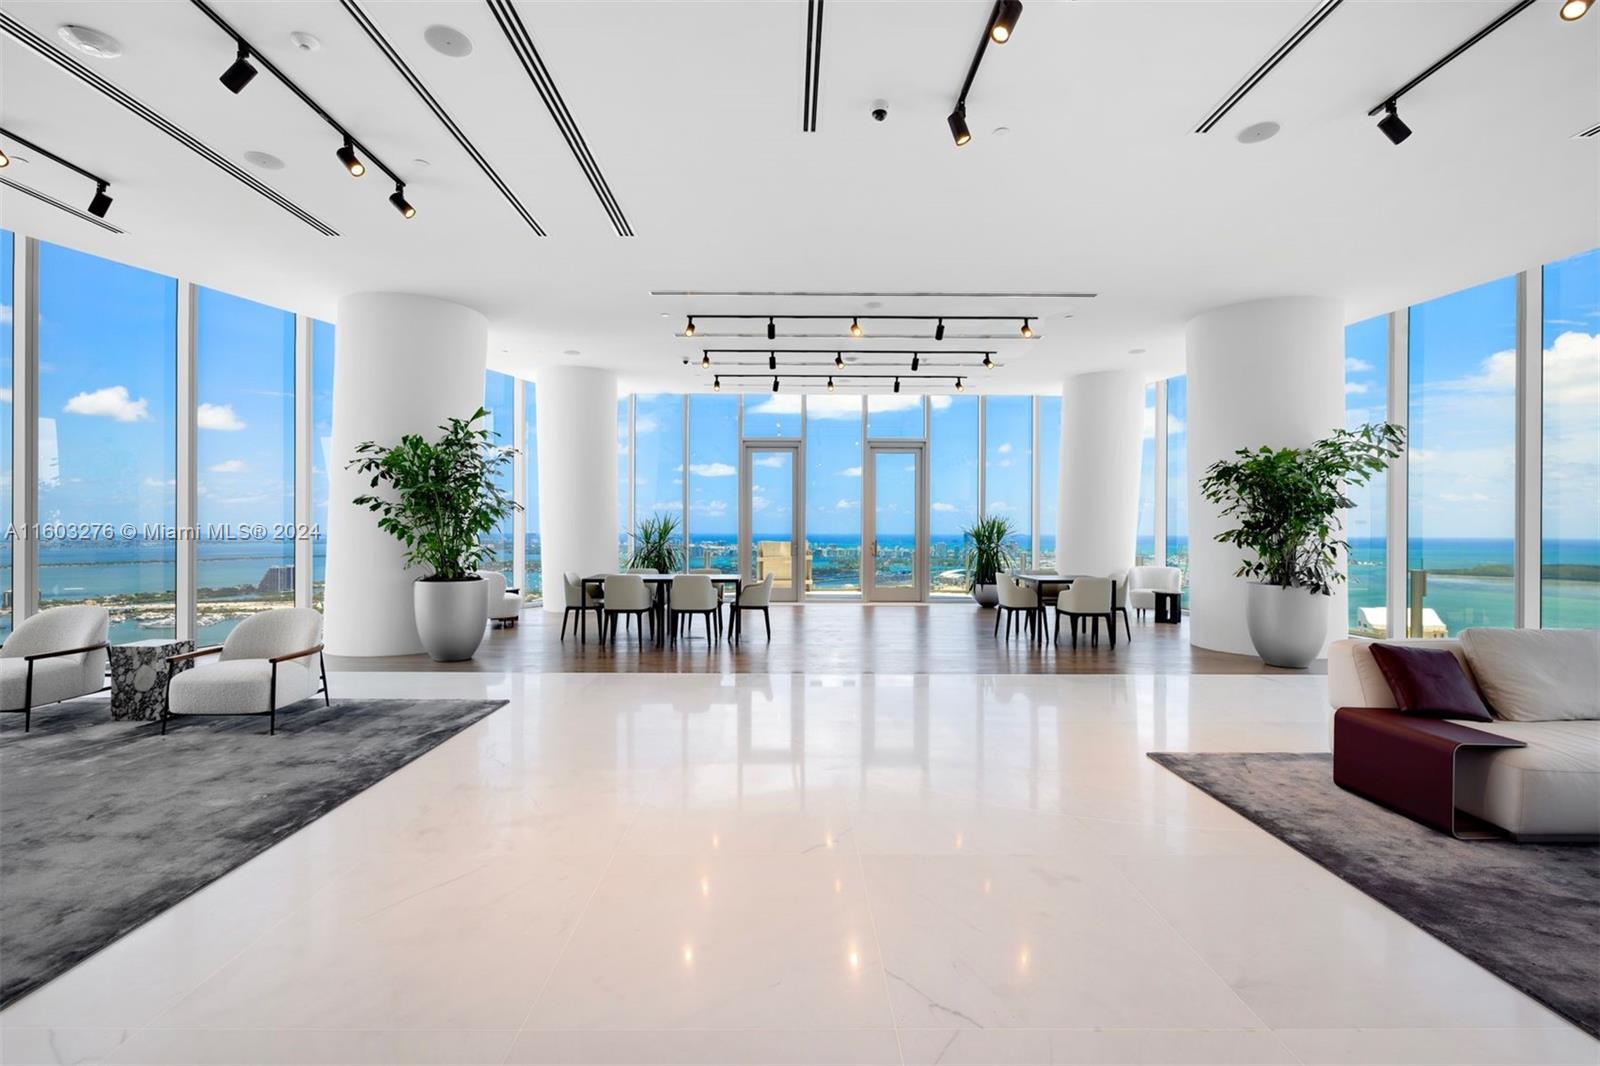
top-left (328, 603), bottom-right (1326, 676)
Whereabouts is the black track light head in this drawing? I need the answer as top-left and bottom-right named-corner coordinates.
top-left (772, 376), bottom-right (780, 393)
top-left (684, 316), bottom-right (696, 338)
top-left (948, 105), bottom-right (972, 147)
top-left (850, 317), bottom-right (863, 338)
top-left (767, 317), bottom-right (776, 340)
top-left (991, 0), bottom-right (1023, 43)
top-left (220, 45), bottom-right (258, 93)
top-left (827, 375), bottom-right (835, 392)
top-left (713, 375), bottom-right (721, 392)
top-left (935, 318), bottom-right (945, 341)
top-left (87, 182), bottom-right (112, 218)
top-left (983, 353), bottom-right (994, 369)
top-left (389, 184), bottom-right (416, 219)
top-left (701, 351), bottom-right (711, 369)
top-left (835, 351), bottom-right (845, 369)
top-left (1560, 0), bottom-right (1591, 20)
top-left (1377, 101), bottom-right (1412, 146)
top-left (955, 376), bottom-right (965, 392)
top-left (337, 136), bottom-right (366, 177)
top-left (1020, 318), bottom-right (1034, 338)
top-left (893, 376), bottom-right (901, 394)
top-left (911, 353), bottom-right (920, 372)
top-left (769, 352), bottom-right (777, 371)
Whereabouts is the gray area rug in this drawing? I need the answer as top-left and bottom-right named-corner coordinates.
top-left (0, 696), bottom-right (506, 1007)
top-left (1149, 751), bottom-right (1600, 1039)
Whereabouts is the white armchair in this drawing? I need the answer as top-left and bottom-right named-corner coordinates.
top-left (477, 570), bottom-right (522, 628)
top-left (162, 608), bottom-right (327, 735)
top-left (0, 605), bottom-right (110, 732)
top-left (1128, 566), bottom-right (1182, 620)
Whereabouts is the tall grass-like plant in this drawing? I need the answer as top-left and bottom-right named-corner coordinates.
top-left (962, 515), bottom-right (1020, 590)
top-left (628, 512), bottom-right (685, 573)
top-left (1198, 422), bottom-right (1404, 596)
top-left (347, 407), bottom-right (518, 581)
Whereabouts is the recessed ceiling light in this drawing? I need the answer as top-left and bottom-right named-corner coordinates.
top-left (57, 24), bottom-right (122, 59)
top-left (1237, 121), bottom-right (1280, 144)
top-left (289, 31), bottom-right (321, 52)
top-left (243, 150), bottom-right (285, 170)
top-left (424, 25), bottom-right (474, 58)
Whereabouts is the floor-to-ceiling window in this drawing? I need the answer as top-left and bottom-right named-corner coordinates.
top-left (1136, 384), bottom-right (1156, 566)
top-left (984, 396), bottom-right (1032, 566)
top-left (806, 394), bottom-right (863, 593)
top-left (632, 393), bottom-right (685, 568)
top-left (929, 395), bottom-right (977, 594)
top-left (1165, 375), bottom-right (1188, 606)
top-left (1408, 275), bottom-right (1517, 635)
top-left (310, 320), bottom-right (334, 612)
top-left (1345, 315), bottom-right (1390, 636)
top-left (195, 287), bottom-right (295, 643)
top-left (36, 242), bottom-right (178, 642)
top-left (0, 230), bottom-right (12, 638)
top-left (482, 370), bottom-right (516, 583)
top-left (1541, 248), bottom-right (1599, 630)
top-left (1037, 396), bottom-right (1060, 571)
top-left (688, 393), bottom-right (738, 571)
top-left (617, 397), bottom-right (630, 566)
top-left (523, 380), bottom-right (541, 602)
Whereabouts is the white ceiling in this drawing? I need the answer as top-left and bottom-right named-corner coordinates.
top-left (2, 0), bottom-right (1596, 393)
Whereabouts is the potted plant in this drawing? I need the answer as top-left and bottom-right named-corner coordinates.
top-left (348, 407), bottom-right (518, 662)
top-left (1199, 422), bottom-right (1404, 668)
top-left (962, 515), bottom-right (1020, 608)
top-left (628, 512), bottom-right (685, 573)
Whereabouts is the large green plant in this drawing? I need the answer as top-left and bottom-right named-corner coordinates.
top-left (962, 515), bottom-right (1021, 590)
top-left (1198, 422), bottom-right (1404, 596)
top-left (347, 407), bottom-right (518, 581)
top-left (628, 512), bottom-right (685, 573)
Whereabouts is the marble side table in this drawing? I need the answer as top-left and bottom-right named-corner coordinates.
top-left (109, 639), bottom-right (195, 721)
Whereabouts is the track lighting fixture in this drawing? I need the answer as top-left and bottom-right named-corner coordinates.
top-left (835, 351), bottom-right (845, 369)
top-left (0, 147), bottom-right (8, 168)
top-left (87, 182), bottom-right (113, 219)
top-left (935, 319), bottom-right (945, 341)
top-left (767, 317), bottom-right (777, 340)
top-left (713, 375), bottom-right (721, 392)
top-left (983, 353), bottom-right (994, 369)
top-left (893, 376), bottom-right (902, 394)
top-left (1020, 318), bottom-right (1034, 338)
top-left (911, 353), bottom-right (921, 372)
top-left (955, 376), bottom-right (965, 392)
top-left (773, 376), bottom-right (780, 392)
top-left (701, 352), bottom-right (712, 369)
top-left (219, 44), bottom-right (258, 93)
top-left (827, 375), bottom-right (835, 392)
top-left (1376, 101), bottom-right (1411, 146)
top-left (991, 0), bottom-right (1023, 43)
top-left (850, 317), bottom-right (863, 338)
top-left (769, 352), bottom-right (778, 371)
top-left (388, 183), bottom-right (416, 218)
top-left (1560, 0), bottom-right (1591, 19)
top-left (337, 136), bottom-right (366, 177)
top-left (947, 105), bottom-right (972, 147)
top-left (684, 316), bottom-right (696, 337)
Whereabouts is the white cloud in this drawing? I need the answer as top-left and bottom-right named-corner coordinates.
top-left (634, 414), bottom-right (660, 435)
top-left (197, 403), bottom-right (246, 431)
top-left (745, 395), bottom-right (802, 418)
top-left (1346, 356), bottom-right (1374, 374)
top-left (989, 500), bottom-right (1012, 512)
top-left (65, 385), bottom-right (149, 422)
top-left (997, 442), bottom-right (1013, 454)
top-left (143, 477), bottom-right (176, 488)
top-left (689, 462), bottom-right (736, 477)
top-left (0, 387), bottom-right (10, 404)
top-left (931, 501), bottom-right (957, 513)
top-left (807, 395), bottom-right (861, 418)
top-left (693, 498), bottom-right (729, 516)
top-left (1344, 381), bottom-right (1369, 395)
top-left (841, 466), bottom-right (862, 477)
top-left (208, 459), bottom-right (246, 473)
top-left (834, 498), bottom-right (856, 510)
top-left (753, 455), bottom-right (787, 468)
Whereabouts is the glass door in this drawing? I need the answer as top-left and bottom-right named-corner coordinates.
top-left (740, 442), bottom-right (802, 602)
top-left (864, 444), bottom-right (927, 601)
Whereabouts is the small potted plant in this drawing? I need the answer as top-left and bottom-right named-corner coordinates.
top-left (1199, 422), bottom-right (1403, 668)
top-left (962, 515), bottom-right (1020, 608)
top-left (347, 407), bottom-right (518, 662)
top-left (628, 512), bottom-right (685, 573)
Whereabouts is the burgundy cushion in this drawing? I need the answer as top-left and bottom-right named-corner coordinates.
top-left (1367, 643), bottom-right (1493, 722)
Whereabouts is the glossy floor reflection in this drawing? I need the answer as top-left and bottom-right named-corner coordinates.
top-left (1, 672), bottom-right (1592, 1065)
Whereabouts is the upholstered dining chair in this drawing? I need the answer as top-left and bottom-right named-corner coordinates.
top-left (162, 607), bottom-right (327, 735)
top-left (730, 572), bottom-right (775, 643)
top-left (1054, 576), bottom-right (1115, 649)
top-left (476, 570), bottom-right (522, 628)
top-left (669, 574), bottom-right (720, 643)
top-left (561, 571), bottom-right (603, 640)
top-left (0, 605), bottom-right (110, 732)
top-left (995, 574), bottom-right (1042, 642)
top-left (602, 574), bottom-right (654, 645)
top-left (1109, 569), bottom-right (1133, 641)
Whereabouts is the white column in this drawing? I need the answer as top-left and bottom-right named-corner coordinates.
top-left (1056, 370), bottom-right (1144, 576)
top-left (324, 294), bottom-right (487, 655)
top-left (1186, 296), bottom-right (1347, 657)
top-left (536, 366), bottom-right (618, 613)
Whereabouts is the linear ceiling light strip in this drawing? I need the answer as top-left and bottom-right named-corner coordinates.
top-left (802, 0), bottom-right (826, 132)
top-left (339, 0), bottom-right (546, 235)
top-left (0, 11), bottom-right (337, 235)
top-left (484, 0), bottom-right (632, 236)
top-left (1366, 0), bottom-right (1536, 118)
top-left (0, 175), bottom-right (125, 233)
top-left (1578, 123), bottom-right (1600, 138)
top-left (1193, 0), bottom-right (1344, 134)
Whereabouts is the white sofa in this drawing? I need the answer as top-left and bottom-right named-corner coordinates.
top-left (1329, 629), bottom-right (1600, 841)
top-left (1128, 565), bottom-right (1182, 619)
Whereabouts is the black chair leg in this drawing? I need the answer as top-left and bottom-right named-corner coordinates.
top-left (763, 608), bottom-right (771, 639)
top-left (561, 608), bottom-right (570, 640)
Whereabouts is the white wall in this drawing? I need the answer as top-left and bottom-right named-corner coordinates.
top-left (536, 366), bottom-right (619, 612)
top-left (324, 293), bottom-right (487, 655)
top-left (1185, 296), bottom-right (1347, 658)
top-left (1056, 370), bottom-right (1145, 577)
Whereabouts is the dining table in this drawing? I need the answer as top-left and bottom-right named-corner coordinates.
top-left (578, 573), bottom-right (744, 646)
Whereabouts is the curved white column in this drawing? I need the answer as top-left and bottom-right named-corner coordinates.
top-left (1185, 296), bottom-right (1347, 658)
top-left (324, 293), bottom-right (487, 656)
top-left (1056, 370), bottom-right (1145, 577)
top-left (536, 366), bottom-right (619, 613)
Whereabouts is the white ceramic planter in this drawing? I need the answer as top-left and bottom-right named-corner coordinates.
top-left (414, 577), bottom-right (488, 662)
top-left (1245, 582), bottom-right (1327, 668)
top-left (972, 582), bottom-right (999, 608)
